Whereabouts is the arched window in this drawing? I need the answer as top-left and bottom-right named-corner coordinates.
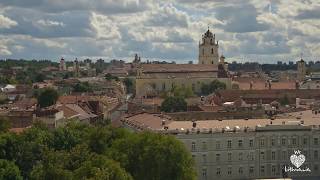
top-left (211, 48), bottom-right (214, 54)
top-left (202, 49), bottom-right (205, 55)
top-left (210, 39), bottom-right (213, 44)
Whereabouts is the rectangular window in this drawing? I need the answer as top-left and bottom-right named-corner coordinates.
top-left (281, 138), bottom-right (286, 145)
top-left (303, 138), bottom-right (308, 145)
top-left (192, 142), bottom-right (196, 151)
top-left (292, 138), bottom-right (297, 145)
top-left (260, 139), bottom-right (265, 147)
top-left (260, 152), bottom-right (265, 160)
top-left (238, 140), bottom-right (243, 148)
top-left (272, 165), bottom-right (276, 175)
top-left (202, 168), bottom-right (207, 178)
top-left (249, 152), bottom-right (254, 161)
top-left (216, 141), bottom-right (220, 149)
top-left (239, 152), bottom-right (243, 161)
top-left (249, 166), bottom-right (254, 174)
top-left (227, 167), bottom-right (232, 175)
top-left (260, 166), bottom-right (265, 174)
top-left (227, 140), bottom-right (232, 149)
top-left (249, 139), bottom-right (254, 147)
top-left (216, 154), bottom-right (220, 162)
top-left (314, 138), bottom-right (319, 145)
top-left (202, 154), bottom-right (207, 163)
top-left (271, 139), bottom-right (275, 146)
top-left (228, 152), bottom-right (232, 161)
top-left (239, 167), bottom-right (243, 175)
top-left (272, 151), bottom-right (276, 160)
top-left (202, 141), bottom-right (207, 150)
top-left (216, 168), bottom-right (221, 176)
top-left (282, 151), bottom-right (286, 160)
top-left (315, 150), bottom-right (319, 159)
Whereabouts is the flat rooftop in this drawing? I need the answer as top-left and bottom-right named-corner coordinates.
top-left (123, 110), bottom-right (320, 132)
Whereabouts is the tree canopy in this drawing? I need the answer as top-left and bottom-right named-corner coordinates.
top-left (160, 96), bottom-right (188, 113)
top-left (73, 82), bottom-right (93, 93)
top-left (0, 122), bottom-right (196, 179)
top-left (0, 159), bottom-right (23, 180)
top-left (172, 86), bottom-right (194, 98)
top-left (37, 88), bottom-right (59, 108)
top-left (201, 80), bottom-right (226, 95)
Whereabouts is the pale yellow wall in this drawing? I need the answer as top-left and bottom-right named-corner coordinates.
top-left (136, 77), bottom-right (231, 97)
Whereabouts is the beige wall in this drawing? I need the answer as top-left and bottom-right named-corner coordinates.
top-left (136, 77), bottom-right (232, 98)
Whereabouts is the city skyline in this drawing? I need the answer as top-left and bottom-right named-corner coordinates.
top-left (0, 0), bottom-right (320, 63)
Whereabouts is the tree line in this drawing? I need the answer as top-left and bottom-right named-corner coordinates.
top-left (0, 119), bottom-right (197, 180)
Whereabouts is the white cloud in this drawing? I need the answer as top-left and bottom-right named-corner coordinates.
top-left (90, 12), bottom-right (121, 40)
top-left (36, 19), bottom-right (64, 27)
top-left (0, 14), bottom-right (17, 29)
top-left (0, 1), bottom-right (320, 62)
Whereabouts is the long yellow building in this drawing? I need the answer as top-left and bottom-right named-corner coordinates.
top-left (135, 29), bottom-right (231, 98)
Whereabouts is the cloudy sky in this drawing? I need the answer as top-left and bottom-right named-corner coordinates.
top-left (0, 0), bottom-right (319, 63)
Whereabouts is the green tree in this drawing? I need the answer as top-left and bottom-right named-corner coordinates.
top-left (37, 88), bottom-right (59, 108)
top-left (280, 95), bottom-right (290, 106)
top-left (172, 86), bottom-right (194, 98)
top-left (123, 78), bottom-right (134, 94)
top-left (160, 96), bottom-right (187, 113)
top-left (73, 155), bottom-right (132, 180)
top-left (105, 73), bottom-right (119, 81)
top-left (201, 80), bottom-right (226, 95)
top-left (73, 82), bottom-right (93, 93)
top-left (0, 159), bottom-right (23, 180)
top-left (109, 132), bottom-right (196, 180)
top-left (0, 117), bottom-right (11, 133)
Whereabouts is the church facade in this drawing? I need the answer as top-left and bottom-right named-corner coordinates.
top-left (135, 29), bottom-right (230, 98)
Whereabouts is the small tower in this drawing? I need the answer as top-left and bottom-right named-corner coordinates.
top-left (84, 59), bottom-right (91, 69)
top-left (73, 58), bottom-right (80, 77)
top-left (198, 27), bottom-right (219, 65)
top-left (59, 57), bottom-right (66, 71)
top-left (297, 58), bottom-right (306, 81)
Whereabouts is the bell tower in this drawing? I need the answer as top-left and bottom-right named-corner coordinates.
top-left (198, 27), bottom-right (219, 65)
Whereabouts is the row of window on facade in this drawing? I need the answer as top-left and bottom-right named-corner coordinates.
top-left (193, 150), bottom-right (319, 163)
top-left (151, 82), bottom-right (198, 91)
top-left (191, 137), bottom-right (320, 151)
top-left (201, 164), bottom-right (319, 178)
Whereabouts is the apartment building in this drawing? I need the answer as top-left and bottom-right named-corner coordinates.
top-left (122, 111), bottom-right (320, 180)
top-left (177, 125), bottom-right (320, 180)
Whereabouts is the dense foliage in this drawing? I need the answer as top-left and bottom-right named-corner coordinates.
top-left (161, 96), bottom-right (188, 113)
top-left (105, 73), bottom-right (119, 81)
top-left (37, 88), bottom-right (59, 108)
top-left (0, 122), bottom-right (197, 180)
top-left (200, 80), bottom-right (226, 95)
top-left (280, 95), bottom-right (290, 106)
top-left (73, 82), bottom-right (93, 93)
top-left (172, 86), bottom-right (194, 98)
top-left (123, 78), bottom-right (134, 94)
